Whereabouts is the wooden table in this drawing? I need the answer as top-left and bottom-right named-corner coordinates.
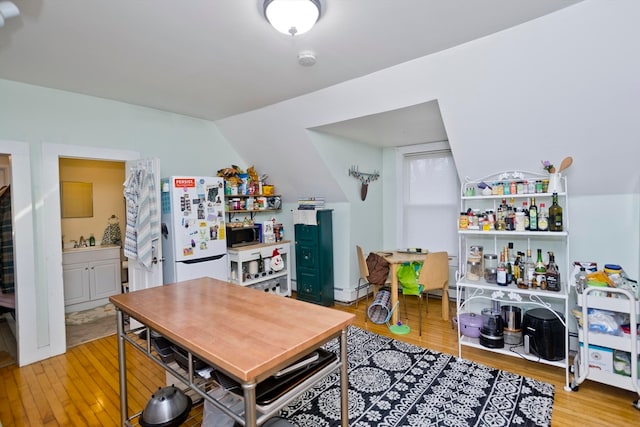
top-left (110, 277), bottom-right (354, 427)
top-left (377, 251), bottom-right (428, 325)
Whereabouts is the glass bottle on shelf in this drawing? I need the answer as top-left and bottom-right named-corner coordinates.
top-left (545, 251), bottom-right (561, 292)
top-left (538, 203), bottom-right (549, 231)
top-left (535, 248), bottom-right (547, 289)
top-left (522, 201), bottom-right (530, 230)
top-left (496, 251), bottom-right (507, 286)
top-left (504, 247), bottom-right (514, 284)
top-left (529, 197), bottom-right (538, 231)
top-left (513, 252), bottom-right (522, 286)
top-left (524, 248), bottom-right (535, 288)
top-left (549, 192), bottom-right (563, 232)
top-left (506, 198), bottom-right (516, 231)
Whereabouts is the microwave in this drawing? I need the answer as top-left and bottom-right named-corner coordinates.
top-left (226, 225), bottom-right (261, 248)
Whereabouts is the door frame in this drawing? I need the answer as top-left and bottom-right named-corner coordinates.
top-left (40, 144), bottom-right (139, 361)
top-left (0, 140), bottom-right (35, 366)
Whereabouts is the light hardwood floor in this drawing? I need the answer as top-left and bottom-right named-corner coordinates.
top-left (0, 295), bottom-right (639, 426)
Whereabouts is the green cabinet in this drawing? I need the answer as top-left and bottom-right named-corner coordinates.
top-left (294, 210), bottom-right (334, 306)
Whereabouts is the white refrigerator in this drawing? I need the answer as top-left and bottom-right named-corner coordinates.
top-left (160, 176), bottom-right (227, 283)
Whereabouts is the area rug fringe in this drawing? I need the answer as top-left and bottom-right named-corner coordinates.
top-left (280, 326), bottom-right (554, 427)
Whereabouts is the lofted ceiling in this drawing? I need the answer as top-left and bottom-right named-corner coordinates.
top-left (0, 0), bottom-right (581, 146)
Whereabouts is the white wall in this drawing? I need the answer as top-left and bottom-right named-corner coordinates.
top-left (217, 0), bottom-right (640, 282)
top-left (309, 131), bottom-right (384, 301)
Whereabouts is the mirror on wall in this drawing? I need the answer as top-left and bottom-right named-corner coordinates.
top-left (60, 181), bottom-right (93, 218)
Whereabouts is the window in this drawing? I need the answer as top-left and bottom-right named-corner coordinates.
top-left (400, 148), bottom-right (459, 255)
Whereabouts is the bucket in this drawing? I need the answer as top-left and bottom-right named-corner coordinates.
top-left (367, 287), bottom-right (393, 324)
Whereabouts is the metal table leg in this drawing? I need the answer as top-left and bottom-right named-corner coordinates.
top-left (340, 328), bottom-right (349, 427)
top-left (116, 308), bottom-right (129, 426)
top-left (242, 381), bottom-right (258, 427)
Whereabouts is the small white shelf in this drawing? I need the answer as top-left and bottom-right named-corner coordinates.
top-left (459, 336), bottom-right (567, 369)
top-left (461, 191), bottom-right (567, 201)
top-left (459, 230), bottom-right (568, 238)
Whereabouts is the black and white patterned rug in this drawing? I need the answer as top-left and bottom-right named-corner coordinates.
top-left (280, 326), bottom-right (554, 427)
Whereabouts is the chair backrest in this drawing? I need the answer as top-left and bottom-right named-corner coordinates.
top-left (356, 245), bottom-right (369, 280)
top-left (418, 251), bottom-right (449, 291)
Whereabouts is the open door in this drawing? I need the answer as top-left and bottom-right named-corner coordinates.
top-left (124, 158), bottom-right (163, 295)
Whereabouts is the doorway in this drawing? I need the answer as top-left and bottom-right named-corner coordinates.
top-left (0, 154), bottom-right (17, 366)
top-left (59, 158), bottom-right (126, 348)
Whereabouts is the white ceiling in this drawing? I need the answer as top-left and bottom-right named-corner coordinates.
top-left (0, 0), bottom-right (581, 146)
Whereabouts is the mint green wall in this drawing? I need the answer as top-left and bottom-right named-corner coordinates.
top-left (0, 79), bottom-right (245, 363)
top-left (0, 79), bottom-right (244, 175)
top-left (308, 131), bottom-right (384, 300)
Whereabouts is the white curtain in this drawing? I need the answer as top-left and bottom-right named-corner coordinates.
top-left (401, 150), bottom-right (459, 255)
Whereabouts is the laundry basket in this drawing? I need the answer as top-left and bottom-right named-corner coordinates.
top-left (367, 287), bottom-right (393, 324)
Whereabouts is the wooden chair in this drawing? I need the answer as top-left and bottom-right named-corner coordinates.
top-left (402, 251), bottom-right (450, 336)
top-left (355, 245), bottom-right (371, 309)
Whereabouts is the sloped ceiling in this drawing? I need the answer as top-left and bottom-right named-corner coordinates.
top-left (0, 1), bottom-right (581, 145)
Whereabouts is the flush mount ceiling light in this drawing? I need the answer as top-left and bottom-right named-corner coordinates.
top-left (264, 0), bottom-right (321, 36)
top-left (0, 1), bottom-right (19, 28)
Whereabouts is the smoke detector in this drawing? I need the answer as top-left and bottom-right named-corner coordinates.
top-left (298, 51), bottom-right (317, 67)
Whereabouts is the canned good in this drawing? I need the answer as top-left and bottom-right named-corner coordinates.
top-left (459, 212), bottom-right (469, 230)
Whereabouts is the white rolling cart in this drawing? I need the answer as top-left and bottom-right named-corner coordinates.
top-left (572, 286), bottom-right (640, 409)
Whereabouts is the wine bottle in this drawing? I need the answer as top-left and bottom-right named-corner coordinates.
top-left (535, 248), bottom-right (547, 289)
top-left (545, 251), bottom-right (561, 291)
top-left (505, 247), bottom-right (513, 284)
top-left (549, 192), bottom-right (563, 232)
top-left (529, 197), bottom-right (538, 231)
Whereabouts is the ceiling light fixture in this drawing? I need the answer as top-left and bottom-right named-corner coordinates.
top-left (0, 1), bottom-right (20, 28)
top-left (264, 0), bottom-right (321, 36)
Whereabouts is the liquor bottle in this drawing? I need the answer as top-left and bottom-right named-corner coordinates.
top-left (524, 248), bottom-right (535, 288)
top-left (537, 203), bottom-right (549, 231)
top-left (549, 192), bottom-right (563, 232)
top-left (522, 201), bottom-right (530, 230)
top-left (535, 248), bottom-right (547, 289)
top-left (529, 197), bottom-right (538, 231)
top-left (545, 251), bottom-right (561, 291)
top-left (505, 247), bottom-right (514, 284)
top-left (496, 251), bottom-right (507, 286)
top-left (496, 198), bottom-right (507, 231)
top-left (506, 198), bottom-right (516, 230)
top-left (513, 252), bottom-right (522, 286)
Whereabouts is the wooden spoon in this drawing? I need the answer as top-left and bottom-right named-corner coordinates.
top-left (557, 156), bottom-right (573, 173)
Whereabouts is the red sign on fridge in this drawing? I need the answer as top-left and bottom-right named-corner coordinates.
top-left (174, 178), bottom-right (196, 188)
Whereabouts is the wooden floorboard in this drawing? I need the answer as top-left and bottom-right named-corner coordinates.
top-left (0, 295), bottom-right (638, 426)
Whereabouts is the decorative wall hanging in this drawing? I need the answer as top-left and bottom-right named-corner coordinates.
top-left (348, 166), bottom-right (380, 201)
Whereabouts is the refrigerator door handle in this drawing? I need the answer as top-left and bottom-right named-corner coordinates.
top-left (181, 253), bottom-right (227, 264)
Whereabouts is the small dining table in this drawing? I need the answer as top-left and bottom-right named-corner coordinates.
top-left (376, 250), bottom-right (428, 325)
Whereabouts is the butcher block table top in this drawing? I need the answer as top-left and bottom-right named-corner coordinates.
top-left (110, 277), bottom-right (355, 383)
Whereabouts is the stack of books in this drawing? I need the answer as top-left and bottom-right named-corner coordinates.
top-left (297, 197), bottom-right (325, 210)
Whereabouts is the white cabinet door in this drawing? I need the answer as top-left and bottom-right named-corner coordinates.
top-left (63, 262), bottom-right (90, 305)
top-left (91, 259), bottom-right (121, 300)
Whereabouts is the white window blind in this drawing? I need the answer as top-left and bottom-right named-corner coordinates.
top-left (401, 150), bottom-right (459, 255)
